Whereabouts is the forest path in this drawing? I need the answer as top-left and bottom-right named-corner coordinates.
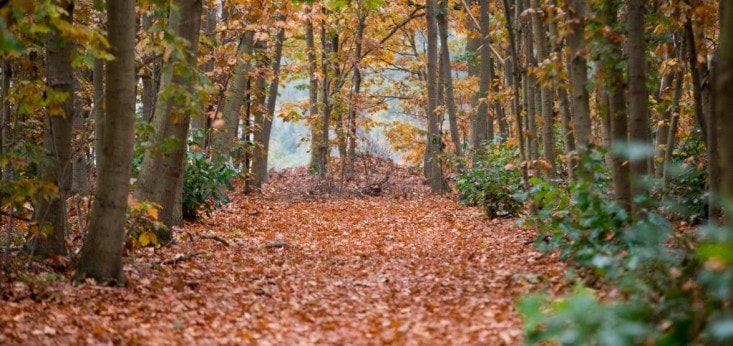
top-left (1, 168), bottom-right (565, 345)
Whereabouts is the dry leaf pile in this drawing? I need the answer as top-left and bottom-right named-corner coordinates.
top-left (0, 166), bottom-right (566, 345)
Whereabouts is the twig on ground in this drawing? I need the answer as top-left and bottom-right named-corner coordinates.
top-left (199, 233), bottom-right (230, 247)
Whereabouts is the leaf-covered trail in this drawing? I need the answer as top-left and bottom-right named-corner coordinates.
top-left (1, 172), bottom-right (565, 345)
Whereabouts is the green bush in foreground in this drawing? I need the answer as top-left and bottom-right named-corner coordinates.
top-left (520, 150), bottom-right (733, 345)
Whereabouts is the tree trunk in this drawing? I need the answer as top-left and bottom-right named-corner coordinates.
top-left (627, 0), bottom-right (650, 214)
top-left (437, 0), bottom-right (463, 158)
top-left (32, 0), bottom-right (75, 258)
top-left (718, 0), bottom-right (733, 209)
top-left (134, 0), bottom-right (202, 233)
top-left (346, 4), bottom-right (365, 177)
top-left (318, 18), bottom-right (330, 176)
top-left (250, 50), bottom-right (269, 189)
top-left (685, 20), bottom-right (708, 147)
top-left (531, 0), bottom-right (556, 177)
top-left (75, 0), bottom-right (136, 285)
top-left (425, 0), bottom-right (444, 193)
top-left (256, 23), bottom-right (285, 186)
top-left (306, 12), bottom-right (322, 174)
top-left (472, 0), bottom-right (491, 151)
top-left (93, 58), bottom-right (104, 170)
top-left (71, 73), bottom-right (89, 196)
top-left (192, 3), bottom-right (217, 131)
top-left (502, 0), bottom-right (531, 193)
top-left (522, 1), bottom-right (539, 161)
top-left (567, 0), bottom-right (592, 153)
top-left (210, 31), bottom-right (255, 159)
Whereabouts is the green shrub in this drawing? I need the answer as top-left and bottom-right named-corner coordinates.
top-left (182, 129), bottom-right (237, 220)
top-left (457, 141), bottom-right (524, 218)
top-left (519, 149), bottom-right (733, 345)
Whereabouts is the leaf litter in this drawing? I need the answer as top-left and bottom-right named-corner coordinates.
top-left (0, 161), bottom-right (566, 345)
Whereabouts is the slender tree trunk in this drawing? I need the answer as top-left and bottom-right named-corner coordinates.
top-left (256, 23), bottom-right (285, 185)
top-left (0, 59), bottom-right (10, 183)
top-left (306, 12), bottom-right (321, 174)
top-left (663, 66), bottom-right (684, 183)
top-left (141, 12), bottom-right (158, 124)
top-left (502, 0), bottom-right (530, 189)
top-left (627, 0), bottom-right (649, 215)
top-left (531, 0), bottom-right (556, 177)
top-left (425, 0), bottom-right (444, 193)
top-left (75, 0), bottom-right (136, 285)
top-left (522, 0), bottom-right (539, 161)
top-left (318, 18), bottom-right (330, 176)
top-left (685, 20), bottom-right (708, 147)
top-left (472, 0), bottom-right (491, 151)
top-left (250, 45), bottom-right (269, 189)
top-left (135, 0), bottom-right (202, 232)
top-left (210, 31), bottom-right (255, 159)
top-left (437, 0), bottom-right (462, 158)
top-left (346, 4), bottom-right (365, 177)
top-left (192, 3), bottom-right (217, 131)
top-left (71, 73), bottom-right (89, 196)
top-left (32, 0), bottom-right (75, 258)
top-left (709, 1), bottom-right (725, 221)
top-left (718, 0), bottom-right (733, 210)
top-left (93, 58), bottom-right (104, 170)
top-left (567, 0), bottom-right (592, 154)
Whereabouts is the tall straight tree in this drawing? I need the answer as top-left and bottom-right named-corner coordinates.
top-left (718, 1), bottom-right (733, 204)
top-left (567, 0), bottom-right (592, 152)
top-left (437, 0), bottom-right (462, 158)
top-left (75, 0), bottom-right (136, 284)
top-left (32, 0), bottom-right (75, 258)
top-left (627, 0), bottom-right (649, 213)
top-left (425, 0), bottom-right (443, 193)
top-left (530, 0), bottom-right (556, 176)
top-left (253, 21), bottom-right (286, 186)
top-left (472, 0), bottom-right (491, 150)
top-left (602, 0), bottom-right (631, 211)
top-left (346, 2), bottom-right (365, 176)
top-left (135, 0), bottom-right (202, 232)
top-left (210, 31), bottom-right (255, 159)
top-left (306, 6), bottom-right (322, 174)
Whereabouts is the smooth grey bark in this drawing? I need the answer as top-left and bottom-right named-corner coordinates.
top-left (32, 0), bottom-right (74, 258)
top-left (437, 0), bottom-right (462, 158)
top-left (425, 0), bottom-right (444, 193)
top-left (522, 0), bottom-right (539, 161)
top-left (134, 0), bottom-right (202, 232)
top-left (210, 31), bottom-right (255, 159)
top-left (75, 0), bottom-right (136, 285)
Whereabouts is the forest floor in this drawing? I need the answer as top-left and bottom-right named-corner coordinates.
top-left (0, 157), bottom-right (566, 345)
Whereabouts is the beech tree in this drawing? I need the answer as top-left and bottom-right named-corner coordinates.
top-left (134, 0), bottom-right (203, 233)
top-left (31, 0), bottom-right (75, 258)
top-left (75, 0), bottom-right (136, 284)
